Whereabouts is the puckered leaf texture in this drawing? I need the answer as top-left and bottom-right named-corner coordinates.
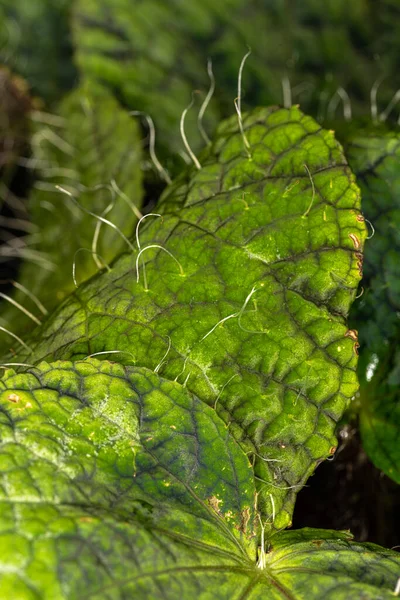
top-left (1, 360), bottom-right (399, 599)
top-left (7, 106), bottom-right (366, 528)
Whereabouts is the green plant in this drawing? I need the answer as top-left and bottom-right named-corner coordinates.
top-left (343, 126), bottom-right (400, 485)
top-left (1, 1), bottom-right (400, 598)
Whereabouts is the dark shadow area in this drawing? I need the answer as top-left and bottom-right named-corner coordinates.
top-left (293, 427), bottom-right (400, 549)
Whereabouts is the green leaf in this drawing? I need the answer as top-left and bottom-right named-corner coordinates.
top-left (263, 529), bottom-right (400, 599)
top-left (339, 125), bottom-right (400, 484)
top-left (0, 80), bottom-right (143, 345)
top-left (344, 126), bottom-right (400, 354)
top-left (1, 359), bottom-right (399, 599)
top-left (10, 106), bottom-right (366, 527)
top-left (359, 342), bottom-right (400, 484)
top-left (0, 358), bottom-right (256, 598)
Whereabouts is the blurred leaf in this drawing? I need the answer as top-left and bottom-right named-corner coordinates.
top-left (73, 0), bottom-right (400, 172)
top-left (0, 68), bottom-right (33, 301)
top-left (339, 125), bottom-right (400, 484)
top-left (0, 81), bottom-right (143, 347)
top-left (344, 126), bottom-right (400, 353)
top-left (359, 341), bottom-right (400, 484)
top-left (0, 0), bottom-right (76, 104)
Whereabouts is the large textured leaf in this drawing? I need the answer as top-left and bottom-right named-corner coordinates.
top-left (8, 106), bottom-right (366, 527)
top-left (1, 360), bottom-right (399, 598)
top-left (340, 126), bottom-right (400, 484)
top-left (73, 0), bottom-right (400, 166)
top-left (0, 80), bottom-right (143, 347)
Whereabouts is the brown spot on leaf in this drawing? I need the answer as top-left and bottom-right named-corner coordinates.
top-left (237, 506), bottom-right (251, 535)
top-left (329, 446), bottom-right (337, 455)
top-left (208, 496), bottom-right (223, 515)
top-left (312, 539), bottom-right (324, 548)
top-left (355, 252), bottom-right (363, 277)
top-left (356, 214), bottom-right (365, 222)
top-left (349, 233), bottom-right (361, 250)
top-left (345, 330), bottom-right (359, 355)
top-left (345, 329), bottom-right (358, 342)
top-left (7, 393), bottom-right (20, 403)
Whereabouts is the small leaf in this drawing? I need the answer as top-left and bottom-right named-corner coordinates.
top-left (359, 343), bottom-right (400, 484)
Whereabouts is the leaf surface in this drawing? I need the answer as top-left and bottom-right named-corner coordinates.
top-left (1, 360), bottom-right (399, 599)
top-left (10, 107), bottom-right (366, 527)
top-left (0, 359), bottom-right (256, 598)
